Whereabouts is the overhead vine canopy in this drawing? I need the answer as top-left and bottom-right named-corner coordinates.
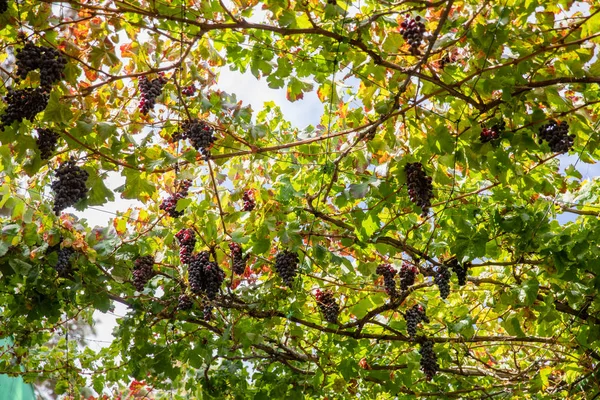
top-left (0, 0), bottom-right (599, 398)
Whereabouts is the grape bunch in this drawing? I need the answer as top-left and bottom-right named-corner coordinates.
top-left (538, 120), bottom-right (575, 153)
top-left (182, 84), bottom-right (196, 96)
top-left (188, 251), bottom-right (225, 300)
top-left (132, 255), bottom-right (155, 291)
top-left (376, 263), bottom-right (398, 299)
top-left (229, 242), bottom-right (246, 275)
top-left (419, 340), bottom-right (439, 380)
top-left (0, 0), bottom-right (8, 14)
top-left (405, 305), bottom-right (429, 338)
top-left (50, 160), bottom-right (89, 215)
top-left (35, 128), bottom-right (59, 160)
top-left (1, 88), bottom-right (49, 129)
top-left (15, 42), bottom-right (67, 89)
top-left (138, 73), bottom-right (167, 115)
top-left (399, 262), bottom-right (418, 291)
top-left (274, 250), bottom-right (299, 287)
top-left (176, 119), bottom-right (217, 159)
top-left (242, 190), bottom-right (255, 211)
top-left (175, 228), bottom-right (196, 265)
top-left (447, 258), bottom-right (468, 286)
top-left (159, 179), bottom-right (192, 218)
top-left (480, 120), bottom-right (506, 143)
top-left (177, 294), bottom-right (193, 311)
top-left (54, 247), bottom-right (74, 277)
top-left (405, 162), bottom-right (433, 216)
top-left (400, 16), bottom-right (426, 55)
top-left (434, 265), bottom-right (451, 299)
top-left (315, 289), bottom-right (340, 324)
top-left (203, 303), bottom-right (213, 321)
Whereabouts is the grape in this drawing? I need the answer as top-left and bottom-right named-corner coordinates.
top-left (376, 263), bottom-right (398, 299)
top-left (177, 294), bottom-right (193, 311)
top-left (538, 120), bottom-right (575, 153)
top-left (1, 87), bottom-right (49, 129)
top-left (405, 304), bottom-right (429, 338)
top-left (175, 228), bottom-right (196, 265)
top-left (138, 72), bottom-right (167, 115)
top-left (203, 303), bottom-right (213, 321)
top-left (35, 128), bottom-right (59, 160)
top-left (405, 162), bottom-right (433, 217)
top-left (54, 247), bottom-right (74, 277)
top-left (50, 159), bottom-right (89, 215)
top-left (132, 255), bottom-right (154, 291)
top-left (188, 251), bottom-right (225, 299)
top-left (399, 262), bottom-right (418, 291)
top-left (419, 340), bottom-right (439, 380)
top-left (480, 120), bottom-right (505, 143)
top-left (447, 258), bottom-right (468, 286)
top-left (182, 84), bottom-right (196, 96)
top-left (175, 119), bottom-right (216, 160)
top-left (434, 265), bottom-right (451, 299)
top-left (274, 250), bottom-right (299, 287)
top-left (400, 15), bottom-right (426, 55)
top-left (0, 0), bottom-right (8, 14)
top-left (159, 179), bottom-right (192, 218)
top-left (229, 242), bottom-right (246, 275)
top-left (15, 42), bottom-right (66, 89)
top-left (315, 289), bottom-right (340, 324)
top-left (242, 190), bottom-right (255, 211)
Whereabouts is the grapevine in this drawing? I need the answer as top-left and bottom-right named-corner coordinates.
top-left (399, 262), bottom-right (418, 291)
top-left (419, 340), bottom-right (439, 380)
top-left (376, 263), bottom-right (398, 299)
top-left (274, 250), bottom-right (299, 287)
top-left (50, 159), bottom-right (89, 215)
top-left (315, 289), bottom-right (340, 324)
top-left (405, 304), bottom-right (429, 338)
top-left (1, 88), bottom-right (49, 129)
top-left (138, 73), bottom-right (167, 115)
top-left (537, 120), bottom-right (575, 153)
top-left (159, 179), bottom-right (192, 218)
top-left (400, 15), bottom-right (426, 55)
top-left (15, 42), bottom-right (66, 89)
top-left (434, 265), bottom-right (451, 299)
top-left (35, 128), bottom-right (59, 160)
top-left (405, 162), bottom-right (433, 216)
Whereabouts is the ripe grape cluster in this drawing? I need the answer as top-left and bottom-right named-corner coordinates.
top-left (405, 162), bottom-right (433, 216)
top-left (177, 294), bottom-right (193, 311)
top-left (376, 263), bottom-right (398, 298)
top-left (0, 0), bottom-right (7, 14)
top-left (1, 88), bottom-right (49, 129)
top-left (133, 256), bottom-right (155, 291)
top-left (138, 73), bottom-right (167, 115)
top-left (400, 16), bottom-right (426, 55)
top-left (405, 305), bottom-right (429, 338)
top-left (188, 251), bottom-right (225, 300)
top-left (203, 303), bottom-right (213, 321)
top-left (419, 340), bottom-right (439, 380)
top-left (159, 179), bottom-right (192, 218)
top-left (538, 120), bottom-right (575, 153)
top-left (399, 262), bottom-right (418, 291)
top-left (274, 250), bottom-right (299, 287)
top-left (182, 84), bottom-right (196, 96)
top-left (447, 258), bottom-right (468, 286)
top-left (175, 228), bottom-right (196, 265)
top-left (480, 120), bottom-right (506, 143)
top-left (242, 190), bottom-right (255, 211)
top-left (434, 265), bottom-right (451, 299)
top-left (176, 119), bottom-right (216, 159)
top-left (36, 128), bottom-right (59, 160)
top-left (51, 160), bottom-right (89, 215)
top-left (15, 42), bottom-right (66, 89)
top-left (315, 289), bottom-right (340, 324)
top-left (229, 242), bottom-right (246, 275)
top-left (54, 247), bottom-right (74, 277)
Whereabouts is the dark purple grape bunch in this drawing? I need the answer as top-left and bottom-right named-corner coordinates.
top-left (400, 15), bottom-right (426, 55)
top-left (0, 0), bottom-right (8, 14)
top-left (229, 242), bottom-right (246, 275)
top-left (446, 258), bottom-right (469, 286)
top-left (434, 264), bottom-right (451, 299)
top-left (138, 72), bottom-right (168, 115)
top-left (159, 179), bottom-right (192, 218)
top-left (54, 247), bottom-right (74, 277)
top-left (203, 302), bottom-right (213, 321)
top-left (177, 294), bottom-right (193, 311)
top-left (15, 42), bottom-right (66, 89)
top-left (1, 88), bottom-right (49, 129)
top-left (175, 119), bottom-right (216, 160)
top-left (376, 263), bottom-right (398, 299)
top-left (419, 340), bottom-right (439, 380)
top-left (35, 128), bottom-right (59, 160)
top-left (182, 84), bottom-right (196, 96)
top-left (405, 304), bottom-right (429, 338)
top-left (315, 289), bottom-right (340, 324)
top-left (405, 162), bottom-right (433, 217)
top-left (538, 120), bottom-right (574, 153)
top-left (175, 228), bottom-right (196, 265)
top-left (188, 251), bottom-right (225, 300)
top-left (242, 190), bottom-right (255, 211)
top-left (132, 255), bottom-right (155, 291)
top-left (480, 120), bottom-right (506, 143)
top-left (50, 159), bottom-right (89, 215)
top-left (399, 262), bottom-right (418, 291)
top-left (274, 250), bottom-right (299, 288)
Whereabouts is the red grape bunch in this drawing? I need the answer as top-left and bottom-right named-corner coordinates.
top-left (1, 88), bottom-right (49, 129)
top-left (242, 190), bottom-right (255, 211)
top-left (229, 242), bottom-right (246, 275)
top-left (138, 72), bottom-right (168, 115)
top-left (419, 340), bottom-right (439, 380)
top-left (159, 179), bottom-right (192, 218)
top-left (405, 162), bottom-right (433, 216)
top-left (446, 258), bottom-right (469, 286)
top-left (376, 263), bottom-right (398, 299)
top-left (400, 16), bottom-right (426, 55)
top-left (405, 304), bottom-right (429, 338)
top-left (274, 250), bottom-right (299, 287)
top-left (188, 251), bottom-right (225, 300)
top-left (176, 119), bottom-right (216, 160)
top-left (480, 120), bottom-right (506, 143)
top-left (177, 294), bottom-right (193, 311)
top-left (315, 289), bottom-right (340, 324)
top-left (54, 247), bottom-right (74, 277)
top-left (434, 265), bottom-right (451, 299)
top-left (35, 128), bottom-right (59, 160)
top-left (182, 84), bottom-right (196, 96)
top-left (538, 120), bottom-right (575, 153)
top-left (399, 262), bottom-right (418, 291)
top-left (15, 42), bottom-right (66, 89)
top-left (50, 159), bottom-right (89, 215)
top-left (175, 228), bottom-right (196, 265)
top-left (132, 255), bottom-right (155, 291)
